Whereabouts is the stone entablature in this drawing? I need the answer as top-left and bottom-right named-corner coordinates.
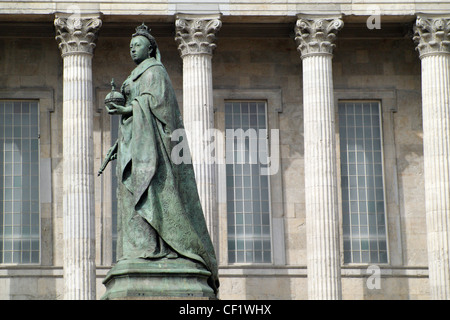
top-left (1, 1), bottom-right (450, 16)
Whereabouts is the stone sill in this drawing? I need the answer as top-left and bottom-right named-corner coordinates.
top-left (0, 265), bottom-right (428, 278)
top-left (218, 265), bottom-right (428, 278)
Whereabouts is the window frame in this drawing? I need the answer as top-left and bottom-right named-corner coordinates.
top-left (0, 100), bottom-right (41, 265)
top-left (0, 89), bottom-right (54, 266)
top-left (224, 100), bottom-right (273, 264)
top-left (214, 89), bottom-right (285, 267)
top-left (338, 100), bottom-right (389, 264)
top-left (334, 88), bottom-right (401, 267)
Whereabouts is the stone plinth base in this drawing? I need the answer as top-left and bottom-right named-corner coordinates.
top-left (101, 258), bottom-right (217, 300)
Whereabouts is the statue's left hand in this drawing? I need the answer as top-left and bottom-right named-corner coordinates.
top-left (106, 102), bottom-right (132, 115)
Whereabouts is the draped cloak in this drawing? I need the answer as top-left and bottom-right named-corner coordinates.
top-left (115, 57), bottom-right (218, 292)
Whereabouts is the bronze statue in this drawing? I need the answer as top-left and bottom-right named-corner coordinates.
top-left (100, 23), bottom-right (219, 298)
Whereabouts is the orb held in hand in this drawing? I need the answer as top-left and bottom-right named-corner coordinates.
top-left (104, 78), bottom-right (125, 106)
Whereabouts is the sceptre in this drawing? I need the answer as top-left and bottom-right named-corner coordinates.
top-left (98, 140), bottom-right (118, 176)
top-left (99, 78), bottom-right (125, 177)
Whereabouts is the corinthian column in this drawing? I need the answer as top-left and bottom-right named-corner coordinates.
top-left (175, 14), bottom-right (222, 243)
top-left (55, 14), bottom-right (101, 300)
top-left (413, 15), bottom-right (450, 300)
top-left (295, 15), bottom-right (343, 300)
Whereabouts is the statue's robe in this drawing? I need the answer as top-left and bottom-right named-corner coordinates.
top-left (115, 57), bottom-right (218, 292)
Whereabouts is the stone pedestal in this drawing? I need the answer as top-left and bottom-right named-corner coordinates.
top-left (175, 14), bottom-right (221, 242)
top-left (102, 259), bottom-right (216, 300)
top-left (413, 15), bottom-right (450, 300)
top-left (54, 14), bottom-right (102, 300)
top-left (295, 15), bottom-right (343, 300)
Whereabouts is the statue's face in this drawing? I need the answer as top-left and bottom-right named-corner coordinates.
top-left (130, 36), bottom-right (151, 64)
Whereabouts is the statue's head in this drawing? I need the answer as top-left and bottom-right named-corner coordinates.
top-left (130, 23), bottom-right (158, 64)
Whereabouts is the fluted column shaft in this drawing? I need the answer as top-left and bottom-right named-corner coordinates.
top-left (55, 14), bottom-right (101, 300)
top-left (414, 15), bottom-right (450, 299)
top-left (175, 14), bottom-right (221, 243)
top-left (62, 53), bottom-right (96, 300)
top-left (295, 16), bottom-right (343, 300)
top-left (182, 54), bottom-right (216, 234)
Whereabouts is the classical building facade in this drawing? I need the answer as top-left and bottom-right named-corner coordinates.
top-left (0, 1), bottom-right (449, 299)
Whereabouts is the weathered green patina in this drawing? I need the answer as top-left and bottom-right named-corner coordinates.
top-left (100, 24), bottom-right (219, 299)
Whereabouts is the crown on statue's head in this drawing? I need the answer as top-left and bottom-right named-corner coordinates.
top-left (135, 23), bottom-right (150, 35)
top-left (132, 23), bottom-right (155, 44)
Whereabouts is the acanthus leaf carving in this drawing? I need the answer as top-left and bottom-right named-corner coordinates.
top-left (294, 16), bottom-right (343, 58)
top-left (175, 15), bottom-right (222, 57)
top-left (413, 15), bottom-right (450, 58)
top-left (54, 15), bottom-right (102, 57)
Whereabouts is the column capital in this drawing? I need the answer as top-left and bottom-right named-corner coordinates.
top-left (294, 15), bottom-right (343, 58)
top-left (54, 13), bottom-right (102, 57)
top-left (175, 14), bottom-right (222, 57)
top-left (413, 15), bottom-right (450, 58)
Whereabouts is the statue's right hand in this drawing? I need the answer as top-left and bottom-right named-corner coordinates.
top-left (105, 102), bottom-right (119, 113)
top-left (108, 103), bottom-right (132, 115)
